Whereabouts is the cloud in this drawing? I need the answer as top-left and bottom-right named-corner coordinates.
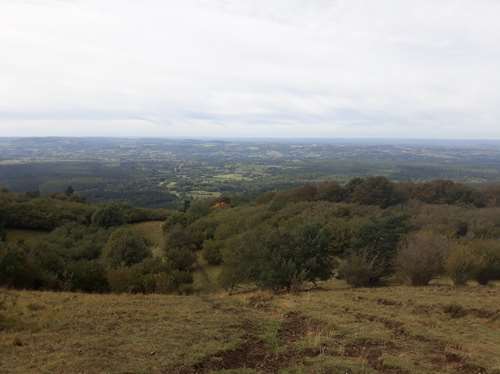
top-left (0, 0), bottom-right (499, 138)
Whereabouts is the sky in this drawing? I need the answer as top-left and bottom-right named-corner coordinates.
top-left (1, 0), bottom-right (500, 139)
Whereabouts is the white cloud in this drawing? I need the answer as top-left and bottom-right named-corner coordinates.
top-left (0, 0), bottom-right (499, 138)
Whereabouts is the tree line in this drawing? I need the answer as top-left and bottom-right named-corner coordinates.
top-left (1, 177), bottom-right (500, 294)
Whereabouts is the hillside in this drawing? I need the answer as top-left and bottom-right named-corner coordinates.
top-left (1, 282), bottom-right (500, 373)
top-left (3, 178), bottom-right (500, 373)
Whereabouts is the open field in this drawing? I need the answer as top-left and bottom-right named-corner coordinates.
top-left (2, 282), bottom-right (500, 373)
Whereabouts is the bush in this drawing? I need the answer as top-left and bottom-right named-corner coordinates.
top-left (470, 241), bottom-right (500, 285)
top-left (0, 242), bottom-right (39, 289)
top-left (43, 223), bottom-right (110, 261)
top-left (106, 258), bottom-right (188, 294)
top-left (338, 251), bottom-right (385, 287)
top-left (0, 290), bottom-right (16, 327)
top-left (91, 204), bottom-right (126, 228)
top-left (350, 176), bottom-right (404, 208)
top-left (354, 214), bottom-right (409, 275)
top-left (443, 303), bottom-right (467, 318)
top-left (107, 266), bottom-right (145, 293)
top-left (395, 231), bottom-right (447, 286)
top-left (202, 240), bottom-right (223, 265)
top-left (3, 197), bottom-right (94, 230)
top-left (123, 207), bottom-right (169, 223)
top-left (445, 244), bottom-right (477, 286)
top-left (0, 220), bottom-right (6, 242)
top-left (103, 228), bottom-right (151, 267)
top-left (220, 223), bottom-right (333, 291)
top-left (66, 260), bottom-right (109, 292)
top-left (316, 181), bottom-right (345, 202)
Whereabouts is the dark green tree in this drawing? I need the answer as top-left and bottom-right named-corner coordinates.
top-left (91, 204), bottom-right (126, 228)
top-left (103, 228), bottom-right (151, 267)
top-left (353, 214), bottom-right (409, 275)
top-left (65, 185), bottom-right (75, 196)
top-left (220, 223), bottom-right (333, 291)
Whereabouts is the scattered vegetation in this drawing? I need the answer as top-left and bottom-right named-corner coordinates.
top-left (2, 177), bottom-right (500, 296)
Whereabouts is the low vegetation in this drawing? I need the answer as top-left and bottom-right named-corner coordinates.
top-left (1, 282), bottom-right (500, 373)
top-left (2, 177), bottom-right (500, 295)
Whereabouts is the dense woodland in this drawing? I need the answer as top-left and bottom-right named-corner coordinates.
top-left (1, 177), bottom-right (500, 294)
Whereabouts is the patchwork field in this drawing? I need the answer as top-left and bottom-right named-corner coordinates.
top-left (1, 282), bottom-right (500, 373)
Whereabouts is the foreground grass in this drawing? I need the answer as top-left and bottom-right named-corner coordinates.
top-left (1, 282), bottom-right (500, 373)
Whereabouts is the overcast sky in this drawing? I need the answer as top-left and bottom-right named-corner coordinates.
top-left (1, 0), bottom-right (499, 138)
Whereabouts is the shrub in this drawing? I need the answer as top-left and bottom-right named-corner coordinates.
top-left (443, 303), bottom-right (467, 318)
top-left (106, 258), bottom-right (186, 294)
top-left (338, 251), bottom-right (385, 287)
top-left (354, 214), bottom-right (409, 275)
top-left (0, 221), bottom-right (5, 242)
top-left (395, 231), bottom-right (447, 286)
top-left (123, 207), bottom-right (169, 223)
top-left (165, 246), bottom-right (196, 272)
top-left (445, 244), bottom-right (477, 286)
top-left (220, 223), bottom-right (333, 291)
top-left (0, 290), bottom-right (16, 328)
top-left (350, 176), bottom-right (404, 208)
top-left (103, 228), bottom-right (151, 267)
top-left (164, 270), bottom-right (194, 294)
top-left (202, 239), bottom-right (223, 265)
top-left (0, 242), bottom-right (40, 289)
top-left (43, 223), bottom-right (110, 261)
top-left (470, 241), bottom-right (500, 285)
top-left (91, 204), bottom-right (126, 228)
top-left (66, 260), bottom-right (109, 292)
top-left (107, 266), bottom-right (144, 293)
top-left (410, 180), bottom-right (486, 207)
top-left (3, 197), bottom-right (94, 230)
top-left (316, 181), bottom-right (345, 202)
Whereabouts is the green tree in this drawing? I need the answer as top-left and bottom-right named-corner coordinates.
top-left (65, 185), bottom-right (75, 196)
top-left (353, 214), bottom-right (409, 275)
top-left (350, 177), bottom-right (403, 208)
top-left (67, 260), bottom-right (109, 292)
top-left (202, 239), bottom-right (223, 265)
top-left (91, 204), bottom-right (126, 228)
top-left (220, 223), bottom-right (333, 291)
top-left (0, 242), bottom-right (39, 289)
top-left (103, 228), bottom-right (151, 267)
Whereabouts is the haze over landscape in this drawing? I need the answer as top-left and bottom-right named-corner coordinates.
top-left (1, 0), bottom-right (500, 138)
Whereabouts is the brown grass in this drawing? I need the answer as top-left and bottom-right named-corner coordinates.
top-left (1, 281), bottom-right (500, 373)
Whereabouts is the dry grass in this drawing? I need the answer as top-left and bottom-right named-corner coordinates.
top-left (1, 282), bottom-right (500, 373)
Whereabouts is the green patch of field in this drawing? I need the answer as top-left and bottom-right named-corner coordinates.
top-left (190, 190), bottom-right (222, 200)
top-left (213, 173), bottom-right (252, 181)
top-left (2, 282), bottom-right (500, 373)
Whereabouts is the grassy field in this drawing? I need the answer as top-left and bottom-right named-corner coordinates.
top-left (2, 281), bottom-right (500, 373)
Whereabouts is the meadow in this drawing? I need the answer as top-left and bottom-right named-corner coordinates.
top-left (1, 281), bottom-right (500, 373)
